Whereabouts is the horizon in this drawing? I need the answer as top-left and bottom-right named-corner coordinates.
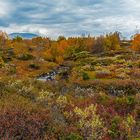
top-left (0, 30), bottom-right (134, 40)
top-left (0, 0), bottom-right (140, 39)
top-left (6, 31), bottom-right (136, 40)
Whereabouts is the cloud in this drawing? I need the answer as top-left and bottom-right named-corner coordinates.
top-left (0, 1), bottom-right (11, 17)
top-left (0, 0), bottom-right (140, 38)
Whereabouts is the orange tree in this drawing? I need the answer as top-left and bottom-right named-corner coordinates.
top-left (131, 34), bottom-right (140, 52)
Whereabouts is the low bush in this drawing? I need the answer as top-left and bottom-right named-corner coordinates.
top-left (29, 63), bottom-right (40, 70)
top-left (0, 108), bottom-right (49, 140)
top-left (82, 72), bottom-right (90, 80)
top-left (95, 70), bottom-right (112, 79)
top-left (108, 116), bottom-right (121, 139)
top-left (18, 54), bottom-right (34, 61)
top-left (65, 133), bottom-right (84, 140)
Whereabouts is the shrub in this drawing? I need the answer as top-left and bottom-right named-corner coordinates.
top-left (0, 87), bottom-right (50, 140)
top-left (2, 56), bottom-right (12, 63)
top-left (65, 133), bottom-right (84, 140)
top-left (108, 116), bottom-right (121, 139)
top-left (74, 51), bottom-right (91, 59)
top-left (29, 63), bottom-right (40, 70)
top-left (82, 72), bottom-right (90, 80)
top-left (37, 90), bottom-right (54, 103)
top-left (106, 83), bottom-right (138, 96)
top-left (127, 61), bottom-right (133, 68)
top-left (123, 115), bottom-right (136, 138)
top-left (8, 65), bottom-right (17, 74)
top-left (0, 108), bottom-right (49, 140)
top-left (97, 57), bottom-right (115, 66)
top-left (18, 54), bottom-right (34, 61)
top-left (73, 104), bottom-right (104, 139)
top-left (95, 70), bottom-right (112, 79)
top-left (114, 59), bottom-right (125, 64)
top-left (0, 57), bottom-right (4, 68)
top-left (115, 96), bottom-right (136, 115)
top-left (56, 95), bottom-right (68, 108)
top-left (126, 96), bottom-right (135, 105)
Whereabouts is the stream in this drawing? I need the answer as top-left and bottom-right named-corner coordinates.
top-left (37, 66), bottom-right (70, 82)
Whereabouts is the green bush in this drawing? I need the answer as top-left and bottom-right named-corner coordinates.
top-left (65, 133), bottom-right (83, 140)
top-left (82, 72), bottom-right (90, 80)
top-left (3, 57), bottom-right (12, 63)
top-left (29, 63), bottom-right (40, 70)
top-left (8, 66), bottom-right (17, 74)
top-left (126, 96), bottom-right (135, 105)
top-left (18, 54), bottom-right (34, 61)
top-left (108, 116), bottom-right (121, 138)
top-left (74, 51), bottom-right (91, 59)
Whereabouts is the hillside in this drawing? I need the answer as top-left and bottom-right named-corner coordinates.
top-left (9, 32), bottom-right (39, 39)
top-left (0, 31), bottom-right (140, 139)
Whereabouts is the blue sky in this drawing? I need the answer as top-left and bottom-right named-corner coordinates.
top-left (0, 0), bottom-right (140, 38)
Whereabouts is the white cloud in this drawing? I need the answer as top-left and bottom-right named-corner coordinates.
top-left (1, 24), bottom-right (64, 39)
top-left (0, 1), bottom-right (11, 17)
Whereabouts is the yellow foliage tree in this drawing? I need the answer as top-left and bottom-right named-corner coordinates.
top-left (131, 34), bottom-right (140, 52)
top-left (56, 56), bottom-right (64, 64)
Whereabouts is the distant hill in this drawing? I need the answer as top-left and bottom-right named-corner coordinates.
top-left (9, 33), bottom-right (39, 39)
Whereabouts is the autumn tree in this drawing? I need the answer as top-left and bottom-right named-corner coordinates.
top-left (43, 41), bottom-right (59, 62)
top-left (32, 37), bottom-right (50, 49)
top-left (92, 32), bottom-right (120, 53)
top-left (104, 32), bottom-right (120, 51)
top-left (57, 36), bottom-right (66, 42)
top-left (131, 34), bottom-right (140, 52)
top-left (58, 39), bottom-right (69, 55)
top-left (85, 36), bottom-right (95, 52)
top-left (92, 36), bottom-right (105, 53)
top-left (13, 36), bottom-right (23, 42)
top-left (64, 46), bottom-right (77, 59)
top-left (11, 40), bottom-right (29, 56)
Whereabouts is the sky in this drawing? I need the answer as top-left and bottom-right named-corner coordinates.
top-left (0, 0), bottom-right (140, 38)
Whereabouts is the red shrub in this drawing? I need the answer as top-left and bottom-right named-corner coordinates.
top-left (0, 108), bottom-right (49, 140)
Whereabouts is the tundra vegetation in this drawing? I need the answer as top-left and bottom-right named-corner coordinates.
top-left (0, 31), bottom-right (140, 139)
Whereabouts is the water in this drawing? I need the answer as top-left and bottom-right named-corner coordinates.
top-left (37, 66), bottom-right (69, 82)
